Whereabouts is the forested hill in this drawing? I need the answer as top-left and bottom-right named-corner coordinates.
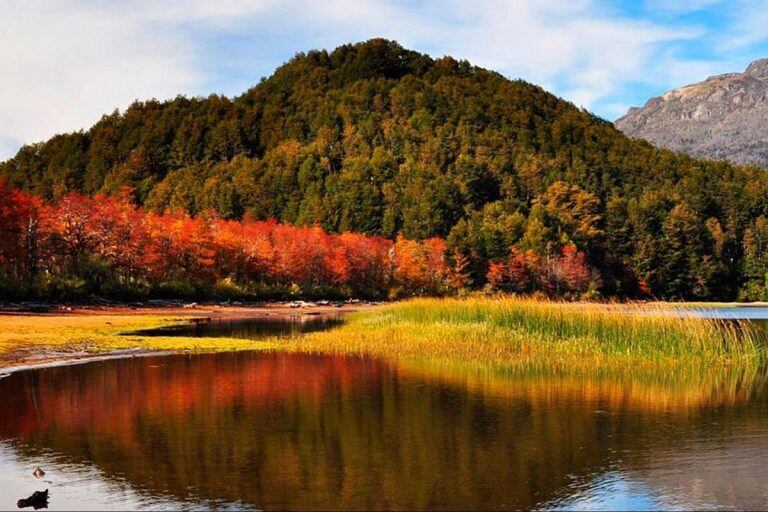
top-left (4, 39), bottom-right (768, 301)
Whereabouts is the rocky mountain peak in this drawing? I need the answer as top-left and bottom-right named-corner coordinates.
top-left (745, 58), bottom-right (768, 79)
top-left (615, 59), bottom-right (768, 168)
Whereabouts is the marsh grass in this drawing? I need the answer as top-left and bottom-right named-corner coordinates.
top-left (1, 297), bottom-right (764, 372)
top-left (290, 297), bottom-right (768, 370)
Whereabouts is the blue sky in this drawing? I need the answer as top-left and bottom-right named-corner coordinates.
top-left (1, 0), bottom-right (767, 160)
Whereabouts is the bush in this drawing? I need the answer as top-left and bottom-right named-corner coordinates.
top-left (36, 273), bottom-right (89, 301)
top-left (211, 278), bottom-right (248, 301)
top-left (98, 278), bottom-right (151, 301)
top-left (153, 280), bottom-right (198, 300)
top-left (0, 274), bottom-right (29, 301)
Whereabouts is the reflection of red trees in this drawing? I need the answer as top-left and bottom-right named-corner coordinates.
top-left (0, 180), bottom-right (456, 296)
top-left (0, 353), bottom-right (383, 444)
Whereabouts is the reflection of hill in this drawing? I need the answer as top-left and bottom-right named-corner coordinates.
top-left (0, 352), bottom-right (767, 510)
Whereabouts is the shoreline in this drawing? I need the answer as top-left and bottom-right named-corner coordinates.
top-left (0, 348), bottom-right (175, 378)
top-left (0, 301), bottom-right (375, 375)
top-left (0, 299), bottom-right (379, 316)
top-left (1, 298), bottom-right (766, 377)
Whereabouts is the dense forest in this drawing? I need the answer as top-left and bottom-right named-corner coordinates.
top-left (4, 39), bottom-right (768, 301)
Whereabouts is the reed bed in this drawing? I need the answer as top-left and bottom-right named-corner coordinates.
top-left (1, 297), bottom-right (764, 373)
top-left (292, 297), bottom-right (768, 370)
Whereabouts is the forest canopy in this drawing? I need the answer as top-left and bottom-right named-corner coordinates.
top-left (4, 39), bottom-right (768, 301)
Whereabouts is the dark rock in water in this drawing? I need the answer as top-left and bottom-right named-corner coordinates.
top-left (17, 489), bottom-right (48, 509)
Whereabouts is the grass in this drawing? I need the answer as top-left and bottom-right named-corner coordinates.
top-left (0, 297), bottom-right (765, 372)
top-left (288, 297), bottom-right (768, 371)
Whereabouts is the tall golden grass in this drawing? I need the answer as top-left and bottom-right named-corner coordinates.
top-left (291, 297), bottom-right (767, 370)
top-left (1, 297), bottom-right (763, 373)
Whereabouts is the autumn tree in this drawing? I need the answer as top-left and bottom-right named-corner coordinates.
top-left (0, 179), bottom-right (43, 290)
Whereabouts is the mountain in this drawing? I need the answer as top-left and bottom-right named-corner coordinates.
top-left (615, 59), bottom-right (768, 168)
top-left (5, 39), bottom-right (768, 300)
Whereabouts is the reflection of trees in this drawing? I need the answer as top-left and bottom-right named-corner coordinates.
top-left (0, 353), bottom-right (766, 510)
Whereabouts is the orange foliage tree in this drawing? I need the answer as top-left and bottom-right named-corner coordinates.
top-left (0, 179), bottom-right (43, 285)
top-left (0, 184), bottom-right (462, 299)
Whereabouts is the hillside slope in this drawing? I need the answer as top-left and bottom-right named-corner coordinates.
top-left (4, 39), bottom-right (768, 300)
top-left (616, 59), bottom-right (768, 168)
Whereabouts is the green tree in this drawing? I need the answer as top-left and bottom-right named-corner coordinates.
top-left (742, 216), bottom-right (768, 300)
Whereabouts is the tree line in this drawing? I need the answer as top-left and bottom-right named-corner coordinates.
top-left (0, 179), bottom-right (450, 300)
top-left (4, 39), bottom-right (768, 300)
top-left (0, 179), bottom-right (602, 301)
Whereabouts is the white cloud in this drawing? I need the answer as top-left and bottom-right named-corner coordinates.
top-left (438, 3), bottom-right (696, 109)
top-left (642, 0), bottom-right (724, 15)
top-left (0, 0), bottom-right (721, 160)
top-left (285, 0), bottom-right (700, 113)
top-left (0, 1), bottom-right (200, 158)
top-left (716, 1), bottom-right (768, 53)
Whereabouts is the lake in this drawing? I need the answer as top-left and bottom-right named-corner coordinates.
top-left (2, 312), bottom-right (768, 510)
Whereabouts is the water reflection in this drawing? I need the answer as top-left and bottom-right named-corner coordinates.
top-left (0, 352), bottom-right (767, 510)
top-left (134, 314), bottom-right (344, 338)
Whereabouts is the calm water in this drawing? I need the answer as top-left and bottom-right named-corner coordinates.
top-left (1, 350), bottom-right (768, 510)
top-left (134, 314), bottom-right (344, 338)
top-left (696, 307), bottom-right (768, 319)
top-left (691, 306), bottom-right (768, 328)
top-left (3, 311), bottom-right (768, 510)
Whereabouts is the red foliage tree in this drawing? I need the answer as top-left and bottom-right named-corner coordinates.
top-left (556, 244), bottom-right (594, 293)
top-left (486, 261), bottom-right (507, 290)
top-left (0, 179), bottom-right (43, 283)
top-left (392, 236), bottom-right (452, 295)
top-left (0, 183), bottom-right (459, 299)
top-left (507, 250), bottom-right (533, 293)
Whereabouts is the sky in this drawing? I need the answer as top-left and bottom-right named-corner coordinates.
top-left (1, 0), bottom-right (768, 160)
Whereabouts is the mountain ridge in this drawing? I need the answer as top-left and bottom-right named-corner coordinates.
top-left (615, 59), bottom-right (768, 167)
